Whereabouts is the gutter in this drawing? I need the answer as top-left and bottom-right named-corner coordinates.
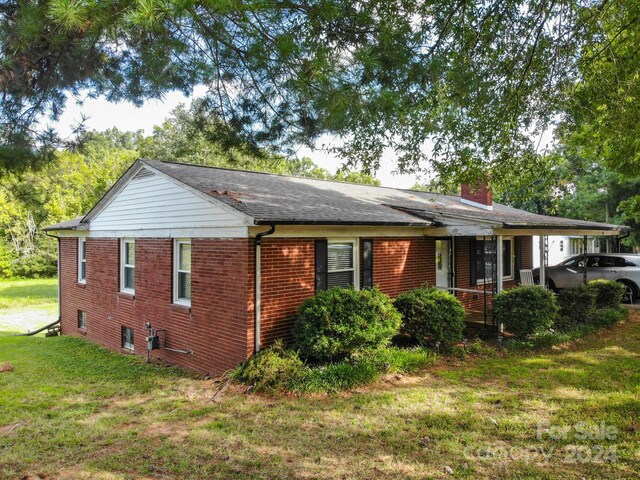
top-left (253, 224), bottom-right (276, 353)
top-left (44, 231), bottom-right (62, 323)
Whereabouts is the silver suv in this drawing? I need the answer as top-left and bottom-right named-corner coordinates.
top-left (533, 253), bottom-right (640, 303)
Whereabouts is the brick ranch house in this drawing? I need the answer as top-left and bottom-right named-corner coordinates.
top-left (44, 159), bottom-right (625, 375)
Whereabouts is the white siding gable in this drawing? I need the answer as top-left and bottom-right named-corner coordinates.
top-left (90, 168), bottom-right (250, 237)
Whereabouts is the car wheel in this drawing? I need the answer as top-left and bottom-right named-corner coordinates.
top-left (618, 281), bottom-right (638, 304)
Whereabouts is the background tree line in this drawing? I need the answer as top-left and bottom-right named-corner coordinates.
top-left (0, 104), bottom-right (379, 278)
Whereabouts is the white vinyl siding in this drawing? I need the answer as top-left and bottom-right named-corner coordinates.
top-left (78, 238), bottom-right (86, 283)
top-left (327, 240), bottom-right (359, 289)
top-left (174, 239), bottom-right (191, 306)
top-left (121, 239), bottom-right (135, 293)
top-left (90, 169), bottom-right (246, 231)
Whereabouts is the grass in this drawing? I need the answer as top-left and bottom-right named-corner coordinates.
top-left (0, 278), bottom-right (57, 310)
top-left (0, 278), bottom-right (58, 334)
top-left (0, 302), bottom-right (638, 479)
top-left (0, 278), bottom-right (638, 478)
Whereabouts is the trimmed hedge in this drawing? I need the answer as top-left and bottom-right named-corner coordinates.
top-left (293, 287), bottom-right (402, 362)
top-left (555, 283), bottom-right (596, 331)
top-left (493, 285), bottom-right (558, 337)
top-left (588, 280), bottom-right (625, 309)
top-left (394, 287), bottom-right (465, 348)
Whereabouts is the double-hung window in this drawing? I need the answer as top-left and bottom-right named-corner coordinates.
top-left (120, 239), bottom-right (135, 293)
top-left (327, 240), bottom-right (358, 289)
top-left (174, 239), bottom-right (191, 305)
top-left (78, 238), bottom-right (87, 283)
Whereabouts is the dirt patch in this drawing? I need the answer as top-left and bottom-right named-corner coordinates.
top-left (0, 422), bottom-right (23, 435)
top-left (0, 361), bottom-right (14, 373)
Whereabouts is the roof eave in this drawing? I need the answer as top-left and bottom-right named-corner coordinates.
top-left (253, 219), bottom-right (435, 227)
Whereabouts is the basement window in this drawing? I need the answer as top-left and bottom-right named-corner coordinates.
top-left (173, 239), bottom-right (191, 306)
top-left (78, 238), bottom-right (86, 283)
top-left (122, 326), bottom-right (134, 350)
top-left (78, 310), bottom-right (86, 330)
top-left (120, 239), bottom-right (135, 293)
top-left (327, 240), bottom-right (358, 289)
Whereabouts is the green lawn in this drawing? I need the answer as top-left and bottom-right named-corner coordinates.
top-left (0, 279), bottom-right (638, 479)
top-left (0, 278), bottom-right (58, 334)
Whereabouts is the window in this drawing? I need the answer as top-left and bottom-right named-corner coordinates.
top-left (174, 239), bottom-right (191, 305)
top-left (78, 310), bottom-right (86, 329)
top-left (475, 238), bottom-right (497, 284)
top-left (327, 241), bottom-right (358, 289)
top-left (502, 237), bottom-right (514, 279)
top-left (559, 240), bottom-right (564, 252)
top-left (78, 238), bottom-right (86, 283)
top-left (120, 239), bottom-right (135, 293)
top-left (122, 326), bottom-right (134, 350)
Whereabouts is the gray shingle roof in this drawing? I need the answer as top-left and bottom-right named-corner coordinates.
top-left (141, 159), bottom-right (625, 231)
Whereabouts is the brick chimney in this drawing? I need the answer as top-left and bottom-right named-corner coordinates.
top-left (460, 180), bottom-right (493, 210)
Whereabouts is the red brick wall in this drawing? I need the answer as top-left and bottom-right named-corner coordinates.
top-left (372, 237), bottom-right (435, 296)
top-left (59, 237), bottom-right (253, 376)
top-left (259, 238), bottom-right (315, 347)
top-left (59, 234), bottom-right (533, 373)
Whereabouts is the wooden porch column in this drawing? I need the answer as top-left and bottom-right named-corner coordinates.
top-left (496, 235), bottom-right (504, 293)
top-left (539, 235), bottom-right (547, 289)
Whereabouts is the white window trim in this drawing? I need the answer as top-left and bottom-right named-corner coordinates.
top-left (328, 239), bottom-right (360, 290)
top-left (120, 238), bottom-right (135, 294)
top-left (173, 239), bottom-right (192, 306)
top-left (502, 236), bottom-right (514, 281)
top-left (78, 237), bottom-right (87, 284)
top-left (122, 326), bottom-right (134, 350)
top-left (475, 236), bottom-right (515, 284)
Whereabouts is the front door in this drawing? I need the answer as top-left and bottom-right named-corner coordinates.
top-left (435, 239), bottom-right (452, 288)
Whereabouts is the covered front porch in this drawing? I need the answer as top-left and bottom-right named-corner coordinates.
top-left (427, 223), bottom-right (628, 332)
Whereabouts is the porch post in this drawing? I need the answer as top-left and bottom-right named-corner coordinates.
top-left (496, 235), bottom-right (504, 294)
top-left (582, 235), bottom-right (588, 284)
top-left (539, 235), bottom-right (547, 289)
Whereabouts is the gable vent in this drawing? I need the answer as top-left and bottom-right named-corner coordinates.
top-left (133, 167), bottom-right (156, 180)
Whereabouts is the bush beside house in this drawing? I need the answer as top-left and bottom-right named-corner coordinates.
top-left (394, 287), bottom-right (465, 349)
top-left (293, 288), bottom-right (402, 362)
top-left (493, 285), bottom-right (559, 337)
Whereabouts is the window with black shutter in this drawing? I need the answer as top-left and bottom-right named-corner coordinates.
top-left (315, 239), bottom-right (359, 290)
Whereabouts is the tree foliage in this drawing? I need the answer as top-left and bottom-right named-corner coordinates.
top-left (2, 0), bottom-right (638, 190)
top-left (0, 104), bottom-right (378, 277)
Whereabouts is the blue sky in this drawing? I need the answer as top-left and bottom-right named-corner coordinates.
top-left (53, 90), bottom-right (418, 189)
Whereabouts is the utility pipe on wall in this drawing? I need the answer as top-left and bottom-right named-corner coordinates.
top-left (254, 224), bottom-right (276, 353)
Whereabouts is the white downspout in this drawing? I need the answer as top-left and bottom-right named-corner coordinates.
top-left (254, 225), bottom-right (276, 353)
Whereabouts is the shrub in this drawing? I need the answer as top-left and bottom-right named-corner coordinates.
top-left (231, 340), bottom-right (308, 392)
top-left (555, 284), bottom-right (596, 330)
top-left (293, 287), bottom-right (402, 362)
top-left (292, 347), bottom-right (437, 393)
top-left (493, 285), bottom-right (558, 338)
top-left (588, 280), bottom-right (625, 309)
top-left (394, 287), bottom-right (465, 348)
top-left (590, 306), bottom-right (628, 328)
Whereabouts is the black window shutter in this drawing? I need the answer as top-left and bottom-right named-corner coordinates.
top-left (315, 239), bottom-right (328, 292)
top-left (469, 237), bottom-right (477, 285)
top-left (515, 237), bottom-right (523, 282)
top-left (362, 239), bottom-right (373, 289)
